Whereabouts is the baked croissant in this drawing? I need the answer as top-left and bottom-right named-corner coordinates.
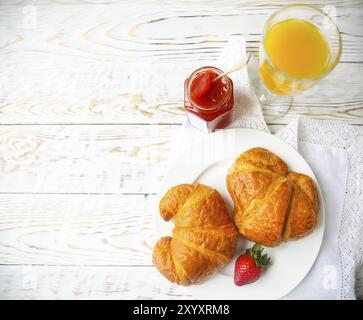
top-left (226, 147), bottom-right (319, 247)
top-left (153, 183), bottom-right (238, 286)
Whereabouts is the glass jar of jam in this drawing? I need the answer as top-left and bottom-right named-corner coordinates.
top-left (184, 66), bottom-right (234, 133)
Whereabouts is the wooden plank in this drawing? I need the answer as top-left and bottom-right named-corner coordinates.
top-left (0, 124), bottom-right (315, 195)
top-left (4, 0), bottom-right (363, 7)
top-left (0, 125), bottom-right (180, 194)
top-left (1, 1), bottom-right (361, 63)
top-left (0, 265), bottom-right (192, 300)
top-left (0, 265), bottom-right (361, 299)
top-left (0, 2), bottom-right (362, 125)
top-left (0, 61), bottom-right (362, 125)
top-left (0, 194), bottom-right (156, 266)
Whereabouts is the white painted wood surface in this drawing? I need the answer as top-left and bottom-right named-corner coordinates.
top-left (0, 0), bottom-right (362, 299)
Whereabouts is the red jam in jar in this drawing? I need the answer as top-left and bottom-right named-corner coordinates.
top-left (184, 66), bottom-right (234, 133)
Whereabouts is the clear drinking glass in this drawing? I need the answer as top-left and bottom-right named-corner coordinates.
top-left (252, 4), bottom-right (342, 116)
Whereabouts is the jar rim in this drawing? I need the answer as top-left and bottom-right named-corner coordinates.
top-left (186, 66), bottom-right (232, 112)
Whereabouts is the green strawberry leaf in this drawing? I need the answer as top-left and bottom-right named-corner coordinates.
top-left (252, 243), bottom-right (261, 252)
top-left (249, 243), bottom-right (271, 267)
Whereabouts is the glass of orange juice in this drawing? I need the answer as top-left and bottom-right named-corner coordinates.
top-left (255, 4), bottom-right (342, 114)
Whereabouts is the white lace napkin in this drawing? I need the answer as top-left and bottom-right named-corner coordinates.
top-left (277, 117), bottom-right (363, 299)
top-left (171, 37), bottom-right (363, 299)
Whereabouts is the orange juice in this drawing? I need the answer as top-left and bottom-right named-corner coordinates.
top-left (259, 19), bottom-right (330, 95)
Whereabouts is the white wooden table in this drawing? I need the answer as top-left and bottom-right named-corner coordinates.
top-left (0, 0), bottom-right (362, 299)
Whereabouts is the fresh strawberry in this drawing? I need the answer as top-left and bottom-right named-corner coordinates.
top-left (234, 243), bottom-right (270, 286)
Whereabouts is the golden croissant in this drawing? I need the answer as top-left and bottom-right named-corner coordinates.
top-left (226, 147), bottom-right (319, 247)
top-left (152, 183), bottom-right (238, 285)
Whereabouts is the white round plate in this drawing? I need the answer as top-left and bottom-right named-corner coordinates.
top-left (155, 128), bottom-right (325, 300)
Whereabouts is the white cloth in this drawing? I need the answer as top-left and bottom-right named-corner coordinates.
top-left (173, 37), bottom-right (363, 299)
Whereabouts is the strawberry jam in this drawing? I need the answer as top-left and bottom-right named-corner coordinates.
top-left (184, 66), bottom-right (234, 133)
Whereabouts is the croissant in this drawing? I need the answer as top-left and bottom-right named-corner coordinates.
top-left (226, 147), bottom-right (319, 247)
top-left (153, 183), bottom-right (238, 285)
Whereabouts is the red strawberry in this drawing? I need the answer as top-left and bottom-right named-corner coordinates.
top-left (234, 243), bottom-right (270, 286)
